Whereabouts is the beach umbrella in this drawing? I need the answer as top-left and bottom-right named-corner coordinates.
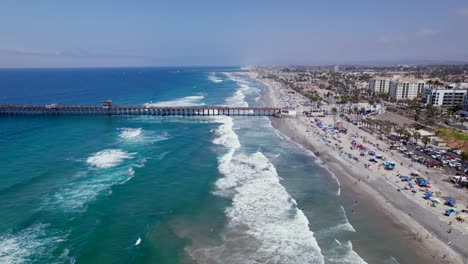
top-left (424, 193), bottom-right (433, 199)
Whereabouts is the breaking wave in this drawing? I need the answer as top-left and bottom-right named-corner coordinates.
top-left (46, 150), bottom-right (143, 212)
top-left (86, 149), bottom-right (134, 169)
top-left (208, 72), bottom-right (223, 83)
top-left (325, 240), bottom-right (368, 264)
top-left (144, 95), bottom-right (205, 107)
top-left (118, 128), bottom-right (142, 139)
top-left (0, 224), bottom-right (68, 263)
top-left (187, 77), bottom-right (324, 263)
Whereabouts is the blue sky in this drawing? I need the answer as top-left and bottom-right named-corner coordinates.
top-left (0, 0), bottom-right (467, 67)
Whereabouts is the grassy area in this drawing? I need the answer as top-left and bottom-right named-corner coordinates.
top-left (436, 128), bottom-right (468, 141)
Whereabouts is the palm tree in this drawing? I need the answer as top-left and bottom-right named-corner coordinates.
top-left (331, 107), bottom-right (337, 115)
top-left (403, 130), bottom-right (412, 142)
top-left (413, 131), bottom-right (421, 144)
top-left (422, 136), bottom-right (431, 148)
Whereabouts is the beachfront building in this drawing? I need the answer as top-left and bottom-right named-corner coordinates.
top-left (461, 93), bottom-right (468, 116)
top-left (369, 78), bottom-right (391, 94)
top-left (389, 78), bottom-right (426, 100)
top-left (421, 87), bottom-right (467, 107)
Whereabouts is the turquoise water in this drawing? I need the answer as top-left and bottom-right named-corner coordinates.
top-left (0, 68), bottom-right (426, 263)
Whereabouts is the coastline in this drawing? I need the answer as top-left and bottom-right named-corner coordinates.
top-left (244, 71), bottom-right (467, 264)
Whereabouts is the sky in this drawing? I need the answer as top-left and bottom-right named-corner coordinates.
top-left (0, 0), bottom-right (468, 67)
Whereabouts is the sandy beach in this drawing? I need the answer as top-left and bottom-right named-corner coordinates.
top-left (243, 71), bottom-right (468, 264)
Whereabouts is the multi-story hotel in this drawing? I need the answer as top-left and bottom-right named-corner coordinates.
top-left (421, 87), bottom-right (467, 106)
top-left (369, 78), bottom-right (391, 94)
top-left (389, 78), bottom-right (426, 100)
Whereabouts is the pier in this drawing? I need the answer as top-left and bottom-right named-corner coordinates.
top-left (0, 100), bottom-right (282, 117)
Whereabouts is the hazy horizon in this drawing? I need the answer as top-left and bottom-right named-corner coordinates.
top-left (1, 0), bottom-right (468, 68)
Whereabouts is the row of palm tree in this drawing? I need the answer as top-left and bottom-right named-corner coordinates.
top-left (360, 118), bottom-right (432, 147)
top-left (360, 118), bottom-right (394, 135)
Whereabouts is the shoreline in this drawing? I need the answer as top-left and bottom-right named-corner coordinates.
top-left (244, 71), bottom-right (467, 263)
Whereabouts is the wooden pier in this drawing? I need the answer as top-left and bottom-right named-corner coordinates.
top-left (0, 101), bottom-right (281, 117)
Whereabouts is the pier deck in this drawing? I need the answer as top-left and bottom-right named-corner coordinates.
top-left (0, 105), bottom-right (282, 117)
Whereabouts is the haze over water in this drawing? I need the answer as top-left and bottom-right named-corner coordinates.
top-left (0, 68), bottom-right (429, 263)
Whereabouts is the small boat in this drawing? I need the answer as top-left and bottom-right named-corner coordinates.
top-left (135, 237), bottom-right (141, 246)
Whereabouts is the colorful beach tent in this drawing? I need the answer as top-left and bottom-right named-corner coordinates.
top-left (424, 193), bottom-right (433, 199)
top-left (401, 176), bottom-right (410, 181)
top-left (446, 198), bottom-right (457, 207)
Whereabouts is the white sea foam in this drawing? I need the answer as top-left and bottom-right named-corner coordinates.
top-left (118, 128), bottom-right (171, 144)
top-left (189, 80), bottom-right (324, 262)
top-left (144, 95), bottom-right (205, 107)
top-left (48, 152), bottom-right (142, 212)
top-left (86, 149), bottom-right (134, 169)
top-left (49, 164), bottom-right (138, 212)
top-left (192, 150), bottom-right (325, 263)
top-left (317, 206), bottom-right (356, 236)
top-left (0, 224), bottom-right (67, 263)
top-left (118, 128), bottom-right (142, 139)
top-left (384, 256), bottom-right (400, 264)
top-left (212, 116), bottom-right (241, 149)
top-left (208, 72), bottom-right (223, 83)
top-left (326, 240), bottom-right (368, 264)
top-left (225, 89), bottom-right (248, 107)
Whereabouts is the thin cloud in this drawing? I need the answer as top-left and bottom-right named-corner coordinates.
top-left (376, 34), bottom-right (406, 44)
top-left (456, 8), bottom-right (468, 17)
top-left (0, 48), bottom-right (152, 60)
top-left (416, 28), bottom-right (439, 37)
top-left (377, 28), bottom-right (439, 44)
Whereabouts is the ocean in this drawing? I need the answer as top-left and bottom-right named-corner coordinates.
top-left (0, 68), bottom-right (426, 263)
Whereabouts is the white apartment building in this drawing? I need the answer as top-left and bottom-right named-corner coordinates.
top-left (421, 87), bottom-right (467, 106)
top-left (389, 79), bottom-right (426, 100)
top-left (369, 78), bottom-right (391, 94)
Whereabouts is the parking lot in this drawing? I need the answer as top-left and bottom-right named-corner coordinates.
top-left (389, 142), bottom-right (467, 175)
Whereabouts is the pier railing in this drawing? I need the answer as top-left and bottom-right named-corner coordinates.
top-left (0, 105), bottom-right (282, 117)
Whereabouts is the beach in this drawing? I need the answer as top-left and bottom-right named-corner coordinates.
top-left (246, 71), bottom-right (468, 264)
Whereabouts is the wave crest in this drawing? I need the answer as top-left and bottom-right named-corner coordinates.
top-left (86, 149), bottom-right (134, 169)
top-left (144, 95), bottom-right (205, 107)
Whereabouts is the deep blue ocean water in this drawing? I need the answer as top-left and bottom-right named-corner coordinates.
top-left (0, 68), bottom-right (429, 264)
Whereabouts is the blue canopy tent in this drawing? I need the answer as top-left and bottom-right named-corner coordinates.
top-left (446, 198), bottom-right (457, 207)
top-left (369, 157), bottom-right (378, 162)
top-left (401, 176), bottom-right (410, 181)
top-left (384, 160), bottom-right (396, 170)
top-left (417, 178), bottom-right (428, 187)
top-left (424, 193), bottom-right (433, 199)
top-left (368, 150), bottom-right (375, 155)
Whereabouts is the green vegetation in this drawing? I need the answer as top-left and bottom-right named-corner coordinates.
top-left (436, 128), bottom-right (468, 141)
top-left (461, 152), bottom-right (468, 161)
